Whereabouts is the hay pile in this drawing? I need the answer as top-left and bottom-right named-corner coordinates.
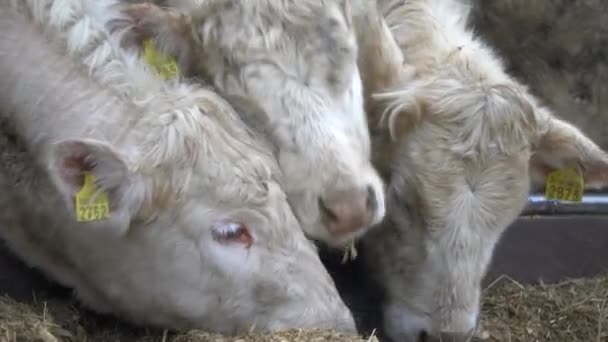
top-left (0, 295), bottom-right (379, 342)
top-left (1, 276), bottom-right (606, 342)
top-left (0, 297), bottom-right (75, 342)
top-left (477, 275), bottom-right (608, 342)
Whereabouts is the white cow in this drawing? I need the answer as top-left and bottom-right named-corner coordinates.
top-left (0, 0), bottom-right (356, 334)
top-left (116, 0), bottom-right (386, 248)
top-left (351, 0), bottom-right (608, 341)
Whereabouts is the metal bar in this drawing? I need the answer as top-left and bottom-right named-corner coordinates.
top-left (523, 193), bottom-right (608, 215)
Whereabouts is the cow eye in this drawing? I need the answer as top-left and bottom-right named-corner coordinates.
top-left (211, 221), bottom-right (253, 248)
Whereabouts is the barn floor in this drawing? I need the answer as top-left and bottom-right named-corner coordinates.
top-left (1, 275), bottom-right (606, 342)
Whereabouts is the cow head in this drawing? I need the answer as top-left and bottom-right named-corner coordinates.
top-left (2, 0), bottom-right (356, 333)
top-left (47, 114), bottom-right (356, 333)
top-left (367, 75), bottom-right (608, 341)
top-left (353, 2), bottom-right (608, 341)
top-left (118, 0), bottom-right (386, 248)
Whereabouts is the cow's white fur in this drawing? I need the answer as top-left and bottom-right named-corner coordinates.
top-left (351, 0), bottom-right (608, 341)
top-left (0, 0), bottom-right (356, 334)
top-left (117, 0), bottom-right (386, 247)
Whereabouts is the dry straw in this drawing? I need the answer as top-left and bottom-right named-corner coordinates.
top-left (1, 275), bottom-right (606, 342)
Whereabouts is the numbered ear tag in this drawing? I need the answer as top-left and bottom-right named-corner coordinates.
top-left (75, 172), bottom-right (110, 222)
top-left (545, 166), bottom-right (584, 202)
top-left (142, 38), bottom-right (180, 80)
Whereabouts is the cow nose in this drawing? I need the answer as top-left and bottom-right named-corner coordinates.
top-left (318, 185), bottom-right (377, 237)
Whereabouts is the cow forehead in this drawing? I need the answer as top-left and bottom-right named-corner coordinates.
top-left (196, 1), bottom-right (358, 89)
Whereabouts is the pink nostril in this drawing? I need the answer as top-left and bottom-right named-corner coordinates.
top-left (318, 197), bottom-right (338, 222)
top-left (318, 186), bottom-right (376, 237)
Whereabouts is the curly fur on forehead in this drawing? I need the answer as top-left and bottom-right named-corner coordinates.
top-left (377, 73), bottom-right (538, 159)
top-left (374, 0), bottom-right (539, 159)
top-left (167, 0), bottom-right (358, 95)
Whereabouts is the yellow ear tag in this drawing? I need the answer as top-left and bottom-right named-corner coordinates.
top-left (75, 172), bottom-right (110, 222)
top-left (545, 165), bottom-right (584, 202)
top-left (142, 38), bottom-right (180, 80)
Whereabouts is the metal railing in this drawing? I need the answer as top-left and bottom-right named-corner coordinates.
top-left (523, 192), bottom-right (608, 216)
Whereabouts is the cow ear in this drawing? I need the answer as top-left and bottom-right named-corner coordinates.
top-left (49, 139), bottom-right (143, 227)
top-left (531, 114), bottom-right (608, 189)
top-left (370, 78), bottom-right (427, 143)
top-left (351, 2), bottom-right (420, 144)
